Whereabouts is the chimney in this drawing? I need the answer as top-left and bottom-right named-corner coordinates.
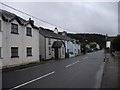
top-left (29, 18), bottom-right (34, 25)
top-left (54, 27), bottom-right (58, 34)
top-left (62, 31), bottom-right (67, 36)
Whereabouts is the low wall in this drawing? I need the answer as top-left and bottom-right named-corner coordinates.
top-left (112, 51), bottom-right (120, 57)
top-left (115, 51), bottom-right (120, 57)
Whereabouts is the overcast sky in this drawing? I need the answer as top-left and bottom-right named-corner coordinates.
top-left (1, 1), bottom-right (118, 36)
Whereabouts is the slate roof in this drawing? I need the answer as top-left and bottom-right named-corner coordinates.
top-left (0, 9), bottom-right (39, 29)
top-left (52, 41), bottom-right (65, 48)
top-left (1, 9), bottom-right (16, 22)
top-left (39, 27), bottom-right (72, 41)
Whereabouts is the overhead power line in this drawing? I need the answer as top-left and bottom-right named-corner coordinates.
top-left (0, 2), bottom-right (70, 31)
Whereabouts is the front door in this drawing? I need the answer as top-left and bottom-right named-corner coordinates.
top-left (54, 48), bottom-right (58, 59)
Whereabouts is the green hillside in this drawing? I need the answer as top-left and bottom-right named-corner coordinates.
top-left (67, 33), bottom-right (106, 49)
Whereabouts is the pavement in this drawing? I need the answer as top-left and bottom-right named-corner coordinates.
top-left (101, 53), bottom-right (119, 88)
top-left (2, 50), bottom-right (105, 89)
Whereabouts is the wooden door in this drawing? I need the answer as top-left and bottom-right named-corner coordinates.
top-left (54, 48), bottom-right (58, 59)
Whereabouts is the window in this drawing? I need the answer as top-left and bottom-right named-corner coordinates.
top-left (27, 47), bottom-right (32, 56)
top-left (49, 47), bottom-right (51, 55)
top-left (26, 27), bottom-right (32, 36)
top-left (48, 38), bottom-right (51, 45)
top-left (0, 47), bottom-right (1, 58)
top-left (11, 23), bottom-right (18, 34)
top-left (11, 47), bottom-right (19, 58)
top-left (0, 20), bottom-right (1, 31)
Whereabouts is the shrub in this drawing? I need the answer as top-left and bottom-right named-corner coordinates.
top-left (111, 35), bottom-right (120, 51)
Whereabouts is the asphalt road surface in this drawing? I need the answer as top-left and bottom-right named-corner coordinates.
top-left (3, 50), bottom-right (105, 89)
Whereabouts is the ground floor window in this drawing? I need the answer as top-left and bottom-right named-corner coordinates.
top-left (49, 47), bottom-right (51, 55)
top-left (27, 47), bottom-right (32, 56)
top-left (11, 47), bottom-right (19, 58)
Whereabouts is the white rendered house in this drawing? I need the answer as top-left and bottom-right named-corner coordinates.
top-left (1, 9), bottom-right (39, 68)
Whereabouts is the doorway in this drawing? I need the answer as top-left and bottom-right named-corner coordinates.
top-left (54, 48), bottom-right (59, 59)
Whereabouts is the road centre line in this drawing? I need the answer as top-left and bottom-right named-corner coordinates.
top-left (66, 61), bottom-right (79, 68)
top-left (9, 71), bottom-right (55, 90)
top-left (82, 57), bottom-right (88, 60)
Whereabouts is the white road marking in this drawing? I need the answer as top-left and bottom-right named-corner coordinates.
top-left (82, 57), bottom-right (88, 60)
top-left (9, 71), bottom-right (55, 90)
top-left (66, 61), bottom-right (79, 68)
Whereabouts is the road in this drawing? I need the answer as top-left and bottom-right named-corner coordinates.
top-left (2, 50), bottom-right (105, 89)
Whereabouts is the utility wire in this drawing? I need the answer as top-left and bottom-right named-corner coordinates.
top-left (0, 2), bottom-right (70, 31)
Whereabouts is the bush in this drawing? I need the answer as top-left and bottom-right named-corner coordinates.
top-left (111, 35), bottom-right (120, 51)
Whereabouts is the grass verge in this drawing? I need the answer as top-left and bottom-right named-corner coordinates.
top-left (115, 56), bottom-right (120, 60)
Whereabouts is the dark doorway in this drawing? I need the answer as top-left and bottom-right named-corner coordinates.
top-left (54, 48), bottom-right (59, 59)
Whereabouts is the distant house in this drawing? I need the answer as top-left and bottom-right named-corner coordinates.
top-left (0, 9), bottom-right (39, 68)
top-left (106, 37), bottom-right (114, 49)
top-left (60, 31), bottom-right (80, 57)
top-left (96, 43), bottom-right (100, 50)
top-left (71, 39), bottom-right (81, 57)
top-left (76, 40), bottom-right (81, 55)
top-left (39, 27), bottom-right (66, 60)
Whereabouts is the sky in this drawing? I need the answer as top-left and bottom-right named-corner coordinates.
top-left (1, 1), bottom-right (118, 36)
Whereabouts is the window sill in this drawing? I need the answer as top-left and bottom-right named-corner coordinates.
top-left (11, 32), bottom-right (19, 35)
top-left (11, 56), bottom-right (19, 58)
top-left (27, 55), bottom-right (32, 57)
top-left (26, 34), bottom-right (32, 37)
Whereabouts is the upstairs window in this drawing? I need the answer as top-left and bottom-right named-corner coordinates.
top-left (11, 23), bottom-right (18, 34)
top-left (27, 47), bottom-right (32, 56)
top-left (48, 38), bottom-right (51, 45)
top-left (11, 47), bottom-right (19, 58)
top-left (26, 27), bottom-right (32, 36)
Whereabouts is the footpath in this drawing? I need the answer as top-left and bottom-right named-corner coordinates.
top-left (101, 53), bottom-right (119, 88)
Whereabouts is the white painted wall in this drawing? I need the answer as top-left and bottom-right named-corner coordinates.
top-left (60, 44), bottom-right (65, 59)
top-left (44, 37), bottom-right (66, 60)
top-left (2, 19), bottom-right (39, 67)
top-left (23, 24), bottom-right (39, 64)
top-left (96, 44), bottom-right (100, 49)
top-left (106, 41), bottom-right (111, 48)
top-left (2, 19), bottom-right (23, 67)
top-left (39, 34), bottom-right (45, 60)
top-left (45, 38), bottom-right (57, 60)
top-left (0, 18), bottom-right (2, 68)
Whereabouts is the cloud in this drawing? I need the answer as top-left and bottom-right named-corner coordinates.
top-left (2, 2), bottom-right (118, 36)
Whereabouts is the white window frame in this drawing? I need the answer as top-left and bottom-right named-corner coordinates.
top-left (11, 23), bottom-right (18, 34)
top-left (26, 47), bottom-right (32, 56)
top-left (26, 27), bottom-right (32, 36)
top-left (11, 47), bottom-right (19, 58)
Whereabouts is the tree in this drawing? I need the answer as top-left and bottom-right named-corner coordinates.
top-left (111, 35), bottom-right (120, 51)
top-left (89, 42), bottom-right (97, 49)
